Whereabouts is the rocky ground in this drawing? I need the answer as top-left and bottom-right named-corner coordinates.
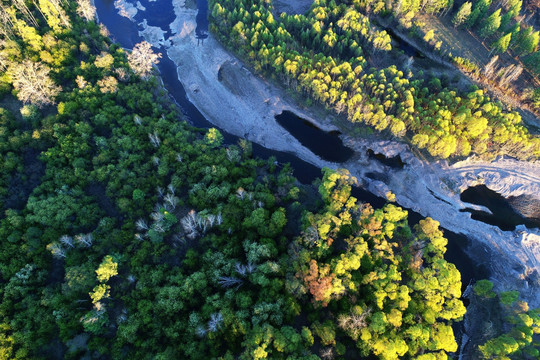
top-left (272, 0), bottom-right (313, 16)
top-left (116, 0), bottom-right (540, 307)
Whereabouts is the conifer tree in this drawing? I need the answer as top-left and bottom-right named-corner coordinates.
top-left (465, 7), bottom-right (481, 28)
top-left (479, 9), bottom-right (502, 38)
top-left (517, 29), bottom-right (539, 54)
top-left (492, 32), bottom-right (512, 53)
top-left (507, 23), bottom-right (520, 44)
top-left (477, 0), bottom-right (492, 15)
top-left (466, 0), bottom-right (491, 28)
top-left (506, 0), bottom-right (522, 16)
top-left (453, 1), bottom-right (472, 27)
top-left (523, 51), bottom-right (540, 75)
top-left (499, 11), bottom-right (513, 32)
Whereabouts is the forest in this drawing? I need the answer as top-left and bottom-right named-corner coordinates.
top-left (449, 0), bottom-right (540, 114)
top-left (357, 0), bottom-right (540, 116)
top-left (443, 0), bottom-right (539, 76)
top-left (0, 0), bottom-right (539, 359)
top-left (209, 0), bottom-right (540, 160)
top-left (377, 0), bottom-right (540, 118)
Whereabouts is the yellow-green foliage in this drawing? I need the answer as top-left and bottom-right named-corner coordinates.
top-left (96, 255), bottom-right (118, 283)
top-left (210, 0), bottom-right (540, 159)
top-left (293, 169), bottom-right (466, 359)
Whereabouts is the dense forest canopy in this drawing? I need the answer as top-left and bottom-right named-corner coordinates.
top-left (209, 0), bottom-right (540, 159)
top-left (0, 0), bottom-right (538, 359)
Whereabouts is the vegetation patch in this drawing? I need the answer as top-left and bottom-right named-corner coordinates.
top-left (0, 0), bottom-right (537, 359)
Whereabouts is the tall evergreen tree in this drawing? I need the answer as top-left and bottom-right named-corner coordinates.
top-left (452, 1), bottom-right (472, 27)
top-left (465, 7), bottom-right (481, 28)
top-left (499, 11), bottom-right (513, 32)
top-left (506, 0), bottom-right (522, 16)
top-left (466, 0), bottom-right (491, 28)
top-left (521, 30), bottom-right (539, 54)
top-left (492, 32), bottom-right (512, 53)
top-left (476, 0), bottom-right (493, 16)
top-left (523, 51), bottom-right (540, 75)
top-left (515, 27), bottom-right (539, 55)
top-left (507, 23), bottom-right (520, 47)
top-left (479, 9), bottom-right (502, 38)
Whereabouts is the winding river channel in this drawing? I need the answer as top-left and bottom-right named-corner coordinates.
top-left (90, 0), bottom-right (540, 355)
top-left (94, 0), bottom-right (487, 288)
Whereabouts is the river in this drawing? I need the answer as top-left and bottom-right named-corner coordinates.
top-left (93, 0), bottom-right (490, 289)
top-left (275, 110), bottom-right (354, 163)
top-left (461, 185), bottom-right (540, 231)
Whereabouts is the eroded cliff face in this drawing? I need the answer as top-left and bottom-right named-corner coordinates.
top-left (113, 0), bottom-right (540, 306)
top-left (508, 195), bottom-right (540, 221)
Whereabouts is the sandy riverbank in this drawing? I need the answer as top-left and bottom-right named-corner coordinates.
top-left (117, 0), bottom-right (540, 306)
top-left (165, 0), bottom-right (344, 169)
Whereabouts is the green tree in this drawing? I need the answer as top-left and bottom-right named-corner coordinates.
top-left (132, 189), bottom-right (145, 202)
top-left (466, 0), bottom-right (491, 28)
top-left (516, 28), bottom-right (539, 55)
top-left (466, 7), bottom-right (482, 28)
top-left (499, 11), bottom-right (513, 32)
top-left (474, 279), bottom-right (496, 298)
top-left (480, 9), bottom-right (502, 38)
top-left (452, 2), bottom-right (472, 27)
top-left (476, 289), bottom-right (540, 360)
top-left (204, 127), bottom-right (224, 147)
top-left (492, 32), bottom-right (512, 53)
top-left (523, 52), bottom-right (540, 76)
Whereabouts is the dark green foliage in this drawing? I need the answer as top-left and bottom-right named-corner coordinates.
top-left (515, 27), bottom-right (540, 55)
top-left (473, 281), bottom-right (540, 359)
top-left (474, 279), bottom-right (496, 298)
top-left (523, 53), bottom-right (540, 76)
top-left (0, 1), bottom-right (535, 359)
top-left (479, 9), bottom-right (501, 38)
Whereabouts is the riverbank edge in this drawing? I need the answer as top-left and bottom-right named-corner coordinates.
top-left (109, 0), bottom-right (540, 307)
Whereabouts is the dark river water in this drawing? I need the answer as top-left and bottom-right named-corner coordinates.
top-left (195, 0), bottom-right (209, 41)
top-left (366, 149), bottom-right (404, 169)
top-left (461, 185), bottom-right (540, 231)
top-left (275, 110), bottom-right (354, 162)
top-left (385, 27), bottom-right (426, 59)
top-left (94, 0), bottom-right (488, 288)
